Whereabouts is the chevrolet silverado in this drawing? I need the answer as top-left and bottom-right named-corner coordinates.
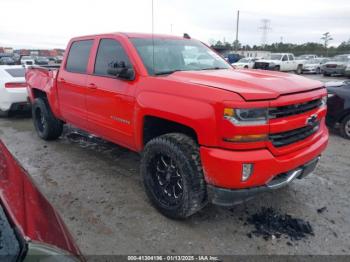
top-left (26, 33), bottom-right (329, 219)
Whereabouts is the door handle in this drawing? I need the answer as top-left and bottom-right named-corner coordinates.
top-left (88, 83), bottom-right (98, 89)
top-left (59, 78), bottom-right (66, 83)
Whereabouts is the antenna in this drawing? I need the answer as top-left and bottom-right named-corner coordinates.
top-left (259, 19), bottom-right (271, 47)
top-left (152, 0), bottom-right (155, 74)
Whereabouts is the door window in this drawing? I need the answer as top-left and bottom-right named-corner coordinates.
top-left (94, 39), bottom-right (132, 76)
top-left (65, 40), bottom-right (93, 73)
top-left (288, 55), bottom-right (294, 61)
top-left (282, 55), bottom-right (288, 61)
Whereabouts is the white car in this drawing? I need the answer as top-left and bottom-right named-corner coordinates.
top-left (0, 65), bottom-right (30, 116)
top-left (20, 56), bottom-right (35, 66)
top-left (254, 53), bottom-right (304, 74)
top-left (232, 58), bottom-right (257, 69)
top-left (302, 58), bottom-right (330, 74)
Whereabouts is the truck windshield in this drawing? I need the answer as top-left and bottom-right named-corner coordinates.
top-left (130, 38), bottom-right (230, 75)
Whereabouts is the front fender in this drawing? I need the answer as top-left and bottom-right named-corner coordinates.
top-left (134, 91), bottom-right (217, 150)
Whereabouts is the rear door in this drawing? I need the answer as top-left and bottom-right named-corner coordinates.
top-left (288, 54), bottom-right (296, 71)
top-left (57, 39), bottom-right (93, 129)
top-left (281, 55), bottom-right (289, 71)
top-left (86, 37), bottom-right (136, 149)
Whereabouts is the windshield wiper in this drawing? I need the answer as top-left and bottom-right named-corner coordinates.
top-left (200, 67), bottom-right (227, 71)
top-left (154, 69), bottom-right (183, 76)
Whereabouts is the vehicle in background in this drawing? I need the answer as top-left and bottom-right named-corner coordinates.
top-left (26, 33), bottom-right (328, 219)
top-left (296, 54), bottom-right (318, 61)
top-left (225, 53), bottom-right (243, 64)
top-left (0, 65), bottom-right (30, 116)
top-left (344, 64), bottom-right (350, 78)
top-left (0, 56), bottom-right (15, 65)
top-left (12, 53), bottom-right (21, 64)
top-left (232, 57), bottom-right (258, 69)
top-left (254, 53), bottom-right (304, 74)
top-left (326, 80), bottom-right (350, 139)
top-left (20, 56), bottom-right (35, 66)
top-left (0, 140), bottom-right (83, 261)
top-left (35, 56), bottom-right (50, 65)
top-left (321, 54), bottom-right (350, 76)
top-left (55, 55), bottom-right (64, 64)
top-left (302, 58), bottom-right (330, 74)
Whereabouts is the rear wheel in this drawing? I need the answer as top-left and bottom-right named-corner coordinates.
top-left (316, 67), bottom-right (321, 74)
top-left (141, 133), bottom-right (207, 219)
top-left (274, 65), bottom-right (280, 71)
top-left (32, 98), bottom-right (63, 140)
top-left (340, 115), bottom-right (350, 140)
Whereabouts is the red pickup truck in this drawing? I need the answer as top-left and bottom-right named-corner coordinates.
top-left (26, 33), bottom-right (328, 219)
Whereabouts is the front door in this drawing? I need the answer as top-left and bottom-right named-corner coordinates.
top-left (86, 38), bottom-right (136, 148)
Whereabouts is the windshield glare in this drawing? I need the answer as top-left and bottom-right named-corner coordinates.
top-left (130, 38), bottom-right (230, 75)
top-left (270, 54), bottom-right (282, 60)
top-left (238, 58), bottom-right (250, 63)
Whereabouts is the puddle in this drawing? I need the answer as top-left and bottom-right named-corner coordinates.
top-left (246, 207), bottom-right (314, 241)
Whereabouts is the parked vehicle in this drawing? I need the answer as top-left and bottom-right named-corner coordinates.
top-left (296, 54), bottom-right (318, 61)
top-left (326, 80), bottom-right (350, 139)
top-left (254, 53), bottom-right (304, 74)
top-left (232, 58), bottom-right (258, 69)
top-left (0, 140), bottom-right (83, 261)
top-left (35, 56), bottom-right (50, 65)
top-left (225, 53), bottom-right (243, 64)
top-left (55, 55), bottom-right (64, 64)
top-left (0, 56), bottom-right (15, 65)
top-left (26, 33), bottom-right (328, 219)
top-left (321, 54), bottom-right (350, 76)
top-left (302, 58), bottom-right (330, 74)
top-left (20, 56), bottom-right (35, 66)
top-left (0, 65), bottom-right (30, 116)
top-left (345, 64), bottom-right (350, 78)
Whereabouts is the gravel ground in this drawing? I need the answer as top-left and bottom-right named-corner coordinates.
top-left (0, 74), bottom-right (349, 257)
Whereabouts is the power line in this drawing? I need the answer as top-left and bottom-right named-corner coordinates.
top-left (259, 19), bottom-right (271, 46)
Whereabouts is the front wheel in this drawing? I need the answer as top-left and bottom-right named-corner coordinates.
top-left (32, 98), bottom-right (63, 140)
top-left (141, 133), bottom-right (207, 219)
top-left (340, 115), bottom-right (350, 140)
top-left (296, 65), bottom-right (302, 75)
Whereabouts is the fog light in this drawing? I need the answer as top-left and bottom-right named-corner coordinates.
top-left (242, 163), bottom-right (254, 181)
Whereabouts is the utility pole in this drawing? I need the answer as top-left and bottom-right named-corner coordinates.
top-left (235, 10), bottom-right (240, 52)
top-left (259, 19), bottom-right (271, 47)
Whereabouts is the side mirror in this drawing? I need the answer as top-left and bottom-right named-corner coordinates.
top-left (107, 61), bottom-right (135, 80)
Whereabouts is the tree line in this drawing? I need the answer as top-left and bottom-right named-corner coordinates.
top-left (211, 39), bottom-right (350, 57)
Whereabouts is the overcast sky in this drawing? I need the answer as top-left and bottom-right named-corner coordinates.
top-left (0, 0), bottom-right (349, 49)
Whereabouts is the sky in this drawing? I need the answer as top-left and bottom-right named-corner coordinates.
top-left (0, 0), bottom-right (349, 49)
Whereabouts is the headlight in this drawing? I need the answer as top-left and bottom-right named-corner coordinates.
top-left (327, 93), bottom-right (335, 99)
top-left (224, 108), bottom-right (268, 125)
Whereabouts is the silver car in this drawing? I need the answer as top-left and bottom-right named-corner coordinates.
top-left (321, 54), bottom-right (350, 76)
top-left (302, 58), bottom-right (330, 74)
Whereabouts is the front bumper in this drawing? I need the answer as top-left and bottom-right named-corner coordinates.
top-left (200, 127), bottom-right (328, 189)
top-left (207, 156), bottom-right (320, 206)
top-left (322, 68), bottom-right (346, 75)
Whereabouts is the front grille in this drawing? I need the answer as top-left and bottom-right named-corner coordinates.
top-left (26, 61), bottom-right (33, 65)
top-left (326, 64), bottom-right (337, 68)
top-left (254, 62), bottom-right (269, 70)
top-left (269, 121), bottom-right (320, 147)
top-left (269, 99), bottom-right (322, 119)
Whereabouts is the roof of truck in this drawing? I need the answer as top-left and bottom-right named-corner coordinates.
top-left (71, 32), bottom-right (189, 41)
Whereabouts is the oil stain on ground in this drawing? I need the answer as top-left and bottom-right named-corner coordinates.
top-left (246, 207), bottom-right (314, 241)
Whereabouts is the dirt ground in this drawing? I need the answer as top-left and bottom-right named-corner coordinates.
top-left (0, 74), bottom-right (349, 256)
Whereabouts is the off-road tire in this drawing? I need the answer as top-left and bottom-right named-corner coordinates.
top-left (340, 114), bottom-right (350, 140)
top-left (32, 98), bottom-right (63, 140)
top-left (141, 133), bottom-right (207, 219)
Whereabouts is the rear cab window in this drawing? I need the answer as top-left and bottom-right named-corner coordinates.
top-left (65, 40), bottom-right (93, 73)
top-left (5, 68), bottom-right (25, 78)
top-left (94, 39), bottom-right (132, 77)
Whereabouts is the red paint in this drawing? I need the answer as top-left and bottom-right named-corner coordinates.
top-left (25, 32), bottom-right (329, 190)
top-left (5, 82), bottom-right (27, 88)
top-left (0, 140), bottom-right (82, 258)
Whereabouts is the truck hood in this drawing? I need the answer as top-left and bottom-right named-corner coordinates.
top-left (0, 140), bottom-right (81, 257)
top-left (168, 69), bottom-right (323, 100)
